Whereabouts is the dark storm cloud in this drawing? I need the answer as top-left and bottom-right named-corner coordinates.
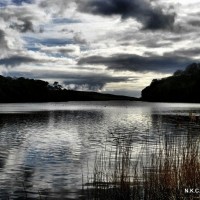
top-left (0, 56), bottom-right (36, 67)
top-left (78, 54), bottom-right (194, 73)
top-left (77, 0), bottom-right (176, 30)
top-left (34, 71), bottom-right (131, 84)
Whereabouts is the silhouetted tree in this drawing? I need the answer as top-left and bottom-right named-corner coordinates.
top-left (53, 81), bottom-right (62, 90)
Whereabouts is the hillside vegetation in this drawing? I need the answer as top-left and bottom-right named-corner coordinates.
top-left (142, 63), bottom-right (200, 103)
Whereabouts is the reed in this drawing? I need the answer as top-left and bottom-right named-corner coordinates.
top-left (84, 129), bottom-right (200, 200)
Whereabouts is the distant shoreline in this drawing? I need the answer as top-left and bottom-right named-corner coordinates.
top-left (1, 100), bottom-right (200, 104)
top-left (0, 99), bottom-right (139, 104)
top-left (0, 75), bottom-right (138, 103)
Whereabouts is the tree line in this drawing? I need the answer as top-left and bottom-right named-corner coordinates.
top-left (0, 76), bottom-right (136, 102)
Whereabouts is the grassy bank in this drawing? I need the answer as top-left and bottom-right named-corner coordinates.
top-left (83, 129), bottom-right (200, 200)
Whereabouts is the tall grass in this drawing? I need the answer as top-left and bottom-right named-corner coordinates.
top-left (84, 129), bottom-right (200, 199)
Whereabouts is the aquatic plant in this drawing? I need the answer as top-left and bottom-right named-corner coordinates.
top-left (84, 127), bottom-right (200, 200)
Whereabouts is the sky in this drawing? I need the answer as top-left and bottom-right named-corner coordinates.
top-left (0, 0), bottom-right (200, 97)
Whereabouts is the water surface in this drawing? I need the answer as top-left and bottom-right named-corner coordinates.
top-left (0, 101), bottom-right (200, 199)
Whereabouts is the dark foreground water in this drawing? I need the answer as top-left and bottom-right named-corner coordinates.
top-left (0, 101), bottom-right (200, 199)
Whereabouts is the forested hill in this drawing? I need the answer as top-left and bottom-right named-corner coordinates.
top-left (0, 76), bottom-right (137, 103)
top-left (141, 63), bottom-right (200, 103)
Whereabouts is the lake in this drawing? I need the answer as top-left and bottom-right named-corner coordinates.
top-left (0, 101), bottom-right (200, 199)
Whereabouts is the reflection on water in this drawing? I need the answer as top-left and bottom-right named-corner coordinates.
top-left (0, 101), bottom-right (200, 199)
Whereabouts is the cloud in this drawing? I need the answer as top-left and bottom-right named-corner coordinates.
top-left (189, 20), bottom-right (200, 27)
top-left (73, 33), bottom-right (87, 44)
top-left (39, 0), bottom-right (73, 15)
top-left (0, 56), bottom-right (36, 67)
top-left (138, 39), bottom-right (172, 48)
top-left (39, 44), bottom-right (80, 56)
top-left (78, 53), bottom-right (194, 73)
top-left (0, 4), bottom-right (48, 33)
top-left (164, 48), bottom-right (200, 58)
top-left (0, 3), bottom-right (48, 59)
top-left (0, 51), bottom-right (73, 67)
top-left (37, 0), bottom-right (176, 31)
top-left (77, 0), bottom-right (176, 30)
top-left (10, 20), bottom-right (34, 33)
